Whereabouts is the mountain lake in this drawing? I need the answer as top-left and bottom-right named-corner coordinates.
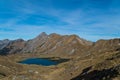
top-left (19, 58), bottom-right (69, 66)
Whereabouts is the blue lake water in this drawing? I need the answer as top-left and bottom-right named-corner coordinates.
top-left (19, 58), bottom-right (66, 66)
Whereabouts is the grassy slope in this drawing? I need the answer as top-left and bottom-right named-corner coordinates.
top-left (0, 50), bottom-right (119, 80)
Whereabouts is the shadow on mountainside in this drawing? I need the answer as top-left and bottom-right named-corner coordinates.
top-left (0, 73), bottom-right (6, 79)
top-left (71, 65), bottom-right (120, 80)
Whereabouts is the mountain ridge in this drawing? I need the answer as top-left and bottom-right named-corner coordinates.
top-left (0, 32), bottom-right (120, 56)
top-left (0, 32), bottom-right (93, 55)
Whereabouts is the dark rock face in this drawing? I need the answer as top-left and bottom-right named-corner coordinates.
top-left (71, 65), bottom-right (120, 80)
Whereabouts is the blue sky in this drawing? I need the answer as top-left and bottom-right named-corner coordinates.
top-left (0, 0), bottom-right (120, 41)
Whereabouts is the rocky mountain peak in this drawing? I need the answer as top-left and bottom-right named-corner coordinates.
top-left (36, 32), bottom-right (48, 38)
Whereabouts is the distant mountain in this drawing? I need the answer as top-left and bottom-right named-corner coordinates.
top-left (0, 32), bottom-right (120, 57)
top-left (22, 32), bottom-right (48, 53)
top-left (21, 32), bottom-right (93, 57)
top-left (0, 39), bottom-right (25, 55)
top-left (0, 39), bottom-right (10, 49)
top-left (90, 38), bottom-right (120, 55)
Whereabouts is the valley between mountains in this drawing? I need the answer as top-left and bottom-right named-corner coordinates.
top-left (0, 32), bottom-right (120, 80)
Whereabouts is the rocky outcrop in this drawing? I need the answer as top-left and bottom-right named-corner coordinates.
top-left (71, 65), bottom-right (120, 80)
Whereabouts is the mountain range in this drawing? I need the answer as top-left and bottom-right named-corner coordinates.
top-left (0, 32), bottom-right (120, 80)
top-left (0, 32), bottom-right (119, 56)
